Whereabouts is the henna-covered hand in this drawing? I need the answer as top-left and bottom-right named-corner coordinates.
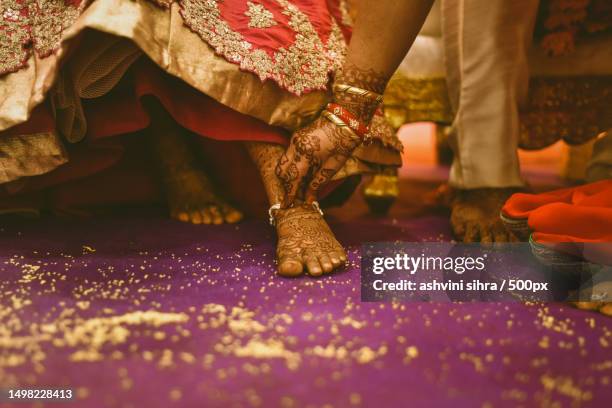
top-left (275, 116), bottom-right (362, 205)
top-left (276, 65), bottom-right (389, 206)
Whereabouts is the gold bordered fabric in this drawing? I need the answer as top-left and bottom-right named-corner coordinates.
top-left (0, 0), bottom-right (89, 76)
top-left (0, 0), bottom-right (402, 184)
top-left (384, 73), bottom-right (611, 150)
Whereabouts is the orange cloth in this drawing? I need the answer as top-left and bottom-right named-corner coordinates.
top-left (528, 203), bottom-right (612, 243)
top-left (501, 179), bottom-right (612, 220)
top-left (503, 180), bottom-right (612, 265)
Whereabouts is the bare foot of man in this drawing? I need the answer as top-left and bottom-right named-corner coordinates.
top-left (451, 187), bottom-right (522, 243)
top-left (274, 203), bottom-right (347, 277)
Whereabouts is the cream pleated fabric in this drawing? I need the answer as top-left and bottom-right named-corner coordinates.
top-left (442, 0), bottom-right (540, 189)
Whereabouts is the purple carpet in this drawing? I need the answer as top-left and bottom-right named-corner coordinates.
top-left (1, 212), bottom-right (610, 407)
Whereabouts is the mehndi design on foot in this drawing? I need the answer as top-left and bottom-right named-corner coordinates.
top-left (451, 187), bottom-right (523, 243)
top-left (274, 203), bottom-right (347, 277)
top-left (146, 98), bottom-right (243, 225)
top-left (162, 168), bottom-right (243, 225)
top-left (246, 142), bottom-right (347, 277)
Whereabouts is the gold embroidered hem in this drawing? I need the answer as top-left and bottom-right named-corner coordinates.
top-left (519, 76), bottom-right (612, 150)
top-left (178, 0), bottom-right (347, 95)
top-left (382, 75), bottom-right (452, 129)
top-left (368, 110), bottom-right (404, 153)
top-left (0, 0), bottom-right (89, 76)
top-left (0, 0), bottom-right (331, 133)
top-left (383, 73), bottom-right (611, 150)
top-left (0, 131), bottom-right (67, 185)
top-left (537, 0), bottom-right (612, 57)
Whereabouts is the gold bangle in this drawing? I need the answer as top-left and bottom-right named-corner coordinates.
top-left (321, 110), bottom-right (363, 142)
top-left (321, 110), bottom-right (349, 128)
top-left (321, 111), bottom-right (360, 139)
top-left (333, 83), bottom-right (383, 103)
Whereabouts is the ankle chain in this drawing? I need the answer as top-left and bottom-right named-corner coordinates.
top-left (269, 201), bottom-right (324, 226)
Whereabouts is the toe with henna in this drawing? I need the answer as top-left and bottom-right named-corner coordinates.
top-left (147, 99), bottom-right (243, 225)
top-left (274, 203), bottom-right (347, 277)
top-left (246, 142), bottom-right (347, 277)
top-left (450, 187), bottom-right (523, 243)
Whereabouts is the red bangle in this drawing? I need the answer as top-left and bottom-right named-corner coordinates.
top-left (325, 103), bottom-right (370, 139)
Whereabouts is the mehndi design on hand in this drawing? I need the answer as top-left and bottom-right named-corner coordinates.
top-left (276, 64), bottom-right (389, 206)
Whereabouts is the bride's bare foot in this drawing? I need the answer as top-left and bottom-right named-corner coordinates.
top-left (145, 98), bottom-right (242, 225)
top-left (163, 168), bottom-right (243, 225)
top-left (451, 187), bottom-right (522, 243)
top-left (274, 203), bottom-right (346, 277)
top-left (245, 142), bottom-right (347, 276)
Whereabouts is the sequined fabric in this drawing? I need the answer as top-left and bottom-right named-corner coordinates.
top-left (384, 73), bottom-right (612, 149)
top-left (244, 1), bottom-right (277, 28)
top-left (520, 76), bottom-right (612, 149)
top-left (0, 0), bottom-right (401, 186)
top-left (383, 75), bottom-right (452, 129)
top-left (176, 0), bottom-right (348, 95)
top-left (0, 0), bottom-right (88, 75)
top-left (1, 0), bottom-right (349, 95)
top-left (537, 0), bottom-right (612, 56)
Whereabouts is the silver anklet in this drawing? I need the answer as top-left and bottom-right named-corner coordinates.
top-left (268, 201), bottom-right (324, 226)
top-left (311, 201), bottom-right (324, 216)
top-left (268, 203), bottom-right (281, 226)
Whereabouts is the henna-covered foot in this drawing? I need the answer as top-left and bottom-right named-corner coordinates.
top-left (163, 169), bottom-right (243, 225)
top-left (245, 142), bottom-right (346, 276)
top-left (144, 98), bottom-right (243, 225)
top-left (275, 203), bottom-right (347, 277)
top-left (451, 187), bottom-right (522, 243)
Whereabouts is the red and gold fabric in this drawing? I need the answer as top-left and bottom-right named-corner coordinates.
top-left (537, 0), bottom-right (612, 56)
top-left (0, 0), bottom-right (402, 212)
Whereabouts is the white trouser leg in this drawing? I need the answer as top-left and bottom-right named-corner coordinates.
top-left (442, 0), bottom-right (539, 188)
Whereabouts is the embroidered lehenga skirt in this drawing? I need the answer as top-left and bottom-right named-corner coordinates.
top-left (0, 0), bottom-right (402, 216)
